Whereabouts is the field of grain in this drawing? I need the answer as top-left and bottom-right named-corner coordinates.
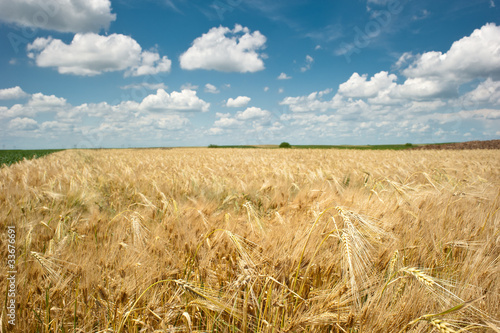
top-left (1, 148), bottom-right (499, 332)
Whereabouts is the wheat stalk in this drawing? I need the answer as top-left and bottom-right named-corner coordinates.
top-left (401, 267), bottom-right (434, 287)
top-left (430, 319), bottom-right (456, 333)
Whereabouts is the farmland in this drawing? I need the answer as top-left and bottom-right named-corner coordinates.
top-left (0, 149), bottom-right (64, 167)
top-left (0, 148), bottom-right (499, 332)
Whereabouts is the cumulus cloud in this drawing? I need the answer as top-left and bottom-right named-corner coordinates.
top-left (235, 107), bottom-right (270, 120)
top-left (0, 92), bottom-right (68, 119)
top-left (126, 51), bottom-right (172, 77)
top-left (0, 0), bottom-right (116, 33)
top-left (154, 115), bottom-right (190, 130)
top-left (277, 72), bottom-right (292, 80)
top-left (204, 83), bottom-right (220, 94)
top-left (27, 33), bottom-right (171, 76)
top-left (0, 89), bottom-right (207, 147)
top-left (463, 78), bottom-right (500, 106)
top-left (9, 117), bottom-right (38, 130)
top-left (338, 72), bottom-right (397, 98)
top-left (279, 89), bottom-right (336, 112)
top-left (208, 127), bottom-right (224, 135)
top-left (394, 77), bottom-right (457, 100)
top-left (457, 108), bottom-right (500, 120)
top-left (226, 96), bottom-right (251, 107)
top-left (372, 23), bottom-right (500, 101)
top-left (401, 23), bottom-right (500, 82)
top-left (28, 93), bottom-right (67, 108)
top-left (213, 117), bottom-right (243, 128)
top-left (0, 86), bottom-right (29, 100)
top-left (139, 89), bottom-right (210, 113)
top-left (426, 109), bottom-right (500, 124)
top-left (405, 100), bottom-right (447, 113)
top-left (210, 107), bottom-right (271, 133)
top-left (179, 24), bottom-right (267, 72)
top-left (40, 120), bottom-right (71, 132)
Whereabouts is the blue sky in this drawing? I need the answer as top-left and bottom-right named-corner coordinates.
top-left (0, 0), bottom-right (499, 148)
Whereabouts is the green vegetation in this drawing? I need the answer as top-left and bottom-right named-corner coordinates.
top-left (292, 144), bottom-right (417, 150)
top-left (279, 142), bottom-right (292, 148)
top-left (0, 149), bottom-right (64, 167)
top-left (208, 144), bottom-right (258, 148)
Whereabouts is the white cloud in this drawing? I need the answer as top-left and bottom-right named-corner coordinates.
top-left (278, 88), bottom-right (284, 94)
top-left (28, 33), bottom-right (171, 76)
top-left (226, 96), bottom-right (251, 107)
top-left (338, 71), bottom-right (397, 98)
top-left (0, 90), bottom-right (204, 147)
top-left (139, 89), bottom-right (210, 113)
top-left (213, 117), bottom-right (243, 128)
top-left (0, 86), bottom-right (29, 100)
top-left (204, 83), bottom-right (220, 94)
top-left (0, 92), bottom-right (67, 119)
top-left (264, 87), bottom-right (269, 92)
top-left (181, 83), bottom-right (199, 90)
top-left (208, 127), bottom-right (224, 135)
top-left (457, 108), bottom-right (500, 120)
top-left (277, 72), bottom-right (292, 80)
top-left (216, 112), bottom-right (230, 118)
top-left (280, 89), bottom-right (337, 112)
top-left (402, 23), bottom-right (500, 82)
top-left (338, 69), bottom-right (463, 105)
top-left (235, 107), bottom-right (270, 120)
top-left (9, 117), bottom-right (38, 130)
top-left (121, 83), bottom-right (168, 90)
top-left (40, 121), bottom-right (71, 132)
top-left (210, 107), bottom-right (271, 132)
top-left (179, 24), bottom-right (267, 73)
top-left (300, 55), bottom-right (314, 72)
top-left (155, 115), bottom-right (190, 130)
top-left (409, 123), bottom-right (430, 133)
top-left (463, 78), bottom-right (500, 106)
top-left (394, 52), bottom-right (414, 69)
top-left (395, 77), bottom-right (456, 99)
top-left (126, 51), bottom-right (172, 77)
top-left (28, 93), bottom-right (67, 107)
top-left (364, 23), bottom-right (500, 102)
top-left (405, 100), bottom-right (447, 113)
top-left (0, 0), bottom-right (116, 33)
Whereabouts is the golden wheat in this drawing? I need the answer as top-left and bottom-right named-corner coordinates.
top-left (0, 148), bottom-right (499, 332)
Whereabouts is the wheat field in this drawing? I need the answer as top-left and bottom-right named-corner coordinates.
top-left (1, 148), bottom-right (499, 332)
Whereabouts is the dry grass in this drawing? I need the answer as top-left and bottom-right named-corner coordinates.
top-left (1, 148), bottom-right (499, 332)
